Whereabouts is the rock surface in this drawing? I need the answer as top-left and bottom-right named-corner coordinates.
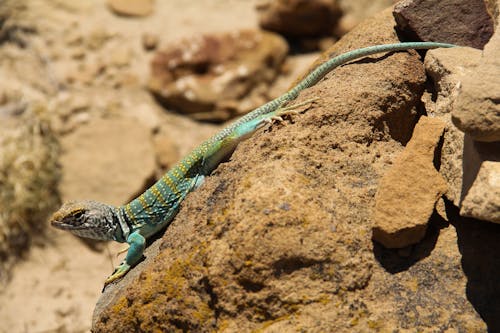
top-left (422, 0), bottom-right (500, 224)
top-left (58, 115), bottom-right (156, 205)
top-left (461, 159), bottom-right (500, 223)
top-left (372, 117), bottom-right (447, 248)
top-left (452, 23), bottom-right (500, 142)
top-left (423, 47), bottom-right (482, 206)
top-left (256, 0), bottom-right (342, 37)
top-left (92, 9), bottom-right (493, 332)
top-left (393, 0), bottom-right (494, 49)
top-left (149, 30), bottom-right (289, 122)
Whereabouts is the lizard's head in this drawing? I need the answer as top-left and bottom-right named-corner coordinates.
top-left (50, 200), bottom-right (119, 240)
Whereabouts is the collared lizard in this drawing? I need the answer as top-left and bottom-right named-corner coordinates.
top-left (50, 42), bottom-right (455, 286)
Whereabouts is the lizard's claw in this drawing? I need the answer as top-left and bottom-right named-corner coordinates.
top-left (103, 261), bottom-right (131, 287)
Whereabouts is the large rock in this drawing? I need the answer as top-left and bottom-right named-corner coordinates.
top-left (59, 115), bottom-right (156, 205)
top-left (423, 0), bottom-right (500, 224)
top-left (372, 117), bottom-right (448, 248)
top-left (149, 30), bottom-right (289, 122)
top-left (451, 21), bottom-right (500, 142)
top-left (393, 0), bottom-right (494, 49)
top-left (92, 9), bottom-right (493, 332)
top-left (423, 47), bottom-right (482, 206)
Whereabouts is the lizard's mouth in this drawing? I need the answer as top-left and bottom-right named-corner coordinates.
top-left (50, 219), bottom-right (86, 230)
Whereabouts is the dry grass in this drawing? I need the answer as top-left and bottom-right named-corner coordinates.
top-left (0, 102), bottom-right (60, 282)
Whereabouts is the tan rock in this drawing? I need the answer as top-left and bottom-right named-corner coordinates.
top-left (107, 0), bottom-right (153, 17)
top-left (149, 30), bottom-right (289, 122)
top-left (461, 160), bottom-right (500, 223)
top-left (59, 115), bottom-right (155, 205)
top-left (452, 32), bottom-right (500, 142)
top-left (141, 32), bottom-right (158, 51)
top-left (459, 136), bottom-right (500, 222)
top-left (372, 117), bottom-right (448, 248)
top-left (423, 47), bottom-right (482, 206)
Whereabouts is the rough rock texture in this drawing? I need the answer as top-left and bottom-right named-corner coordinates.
top-left (59, 115), bottom-right (156, 205)
top-left (452, 19), bottom-right (500, 142)
top-left (425, 47), bottom-right (500, 225)
top-left (149, 30), bottom-right (289, 122)
top-left (0, 104), bottom-right (60, 282)
top-left (393, 0), bottom-right (494, 49)
top-left (372, 117), bottom-right (447, 248)
top-left (92, 9), bottom-right (494, 332)
top-left (423, 0), bottom-right (500, 224)
top-left (461, 159), bottom-right (500, 223)
top-left (107, 0), bottom-right (154, 17)
top-left (423, 47), bottom-right (482, 206)
top-left (256, 0), bottom-right (342, 37)
top-left (460, 137), bottom-right (500, 223)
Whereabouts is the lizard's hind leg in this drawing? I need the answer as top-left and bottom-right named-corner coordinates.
top-left (266, 98), bottom-right (318, 123)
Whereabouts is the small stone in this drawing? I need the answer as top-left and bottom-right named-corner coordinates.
top-left (372, 117), bottom-right (448, 248)
top-left (110, 47), bottom-right (132, 67)
top-left (107, 0), bottom-right (154, 17)
top-left (142, 33), bottom-right (158, 51)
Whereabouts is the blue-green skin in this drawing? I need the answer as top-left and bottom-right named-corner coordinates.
top-left (51, 42), bottom-right (456, 284)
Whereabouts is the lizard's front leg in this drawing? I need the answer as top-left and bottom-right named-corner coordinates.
top-left (104, 231), bottom-right (145, 285)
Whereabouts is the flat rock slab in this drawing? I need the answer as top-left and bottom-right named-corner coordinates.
top-left (59, 115), bottom-right (156, 206)
top-left (372, 116), bottom-right (447, 248)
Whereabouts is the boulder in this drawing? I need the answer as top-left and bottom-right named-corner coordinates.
top-left (149, 30), bottom-right (289, 122)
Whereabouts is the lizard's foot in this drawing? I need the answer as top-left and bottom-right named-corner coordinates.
top-left (104, 261), bottom-right (131, 286)
top-left (274, 98), bottom-right (318, 119)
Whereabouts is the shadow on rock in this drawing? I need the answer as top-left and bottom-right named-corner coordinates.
top-left (373, 210), bottom-right (446, 274)
top-left (447, 201), bottom-right (500, 332)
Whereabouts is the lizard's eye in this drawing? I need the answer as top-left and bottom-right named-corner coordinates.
top-left (73, 211), bottom-right (84, 219)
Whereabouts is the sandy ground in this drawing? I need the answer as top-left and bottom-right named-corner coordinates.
top-left (0, 1), bottom-right (263, 332)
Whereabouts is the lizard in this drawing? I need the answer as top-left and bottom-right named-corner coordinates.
top-left (50, 42), bottom-right (455, 286)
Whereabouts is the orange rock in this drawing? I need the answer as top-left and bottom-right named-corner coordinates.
top-left (372, 116), bottom-right (448, 248)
